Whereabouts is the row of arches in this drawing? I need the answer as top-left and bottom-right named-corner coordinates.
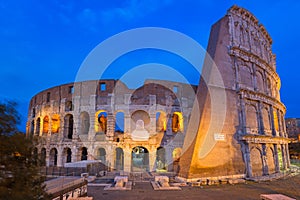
top-left (29, 110), bottom-right (184, 137)
top-left (35, 146), bottom-right (183, 172)
top-left (244, 102), bottom-right (285, 136)
top-left (238, 63), bottom-right (279, 99)
top-left (249, 144), bottom-right (288, 177)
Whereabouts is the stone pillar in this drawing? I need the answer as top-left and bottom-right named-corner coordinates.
top-left (124, 114), bottom-right (131, 136)
top-left (244, 143), bottom-right (252, 177)
top-left (106, 112), bottom-right (115, 141)
top-left (261, 144), bottom-right (268, 175)
top-left (89, 95), bottom-right (97, 139)
top-left (281, 144), bottom-right (287, 170)
top-left (273, 144), bottom-right (280, 173)
top-left (258, 102), bottom-right (264, 135)
top-left (165, 147), bottom-right (174, 172)
top-left (123, 148), bottom-right (131, 172)
top-left (46, 149), bottom-right (50, 167)
top-left (270, 106), bottom-right (275, 136)
top-left (149, 147), bottom-right (156, 172)
top-left (240, 96), bottom-right (247, 134)
top-left (166, 114), bottom-right (173, 136)
top-left (285, 144), bottom-right (290, 168)
top-left (149, 113), bottom-right (156, 136)
top-left (106, 146), bottom-right (114, 171)
top-left (276, 109), bottom-right (281, 136)
top-left (72, 146), bottom-right (78, 162)
top-left (57, 148), bottom-right (63, 167)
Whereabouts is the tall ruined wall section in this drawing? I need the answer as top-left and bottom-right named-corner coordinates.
top-left (179, 5), bottom-right (289, 180)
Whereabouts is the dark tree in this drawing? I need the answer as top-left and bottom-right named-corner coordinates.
top-left (0, 101), bottom-right (49, 200)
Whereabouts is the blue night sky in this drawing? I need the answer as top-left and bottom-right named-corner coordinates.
top-left (0, 0), bottom-right (299, 131)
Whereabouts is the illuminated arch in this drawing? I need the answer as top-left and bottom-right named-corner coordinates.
top-left (43, 116), bottom-right (49, 135)
top-left (172, 112), bottom-right (183, 133)
top-left (51, 114), bottom-right (60, 134)
top-left (95, 110), bottom-right (107, 134)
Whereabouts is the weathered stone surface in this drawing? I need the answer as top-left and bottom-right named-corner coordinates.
top-left (27, 5), bottom-right (289, 182)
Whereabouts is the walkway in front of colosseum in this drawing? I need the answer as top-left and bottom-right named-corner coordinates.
top-left (87, 174), bottom-right (300, 200)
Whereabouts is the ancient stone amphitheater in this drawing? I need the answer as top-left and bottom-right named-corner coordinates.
top-left (27, 5), bottom-right (290, 180)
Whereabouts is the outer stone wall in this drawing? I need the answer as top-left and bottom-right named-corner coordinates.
top-left (178, 5), bottom-right (289, 180)
top-left (27, 5), bottom-right (290, 180)
top-left (26, 79), bottom-right (197, 172)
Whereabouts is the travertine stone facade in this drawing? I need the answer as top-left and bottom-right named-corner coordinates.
top-left (27, 5), bottom-right (290, 179)
top-left (27, 79), bottom-right (197, 172)
top-left (178, 5), bottom-right (289, 179)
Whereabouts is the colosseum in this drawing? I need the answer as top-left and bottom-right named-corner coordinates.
top-left (27, 5), bottom-right (290, 181)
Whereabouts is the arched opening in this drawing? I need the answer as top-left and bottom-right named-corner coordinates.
top-left (81, 147), bottom-right (88, 161)
top-left (62, 148), bottom-right (72, 164)
top-left (262, 107), bottom-right (271, 135)
top-left (95, 111), bottom-right (107, 134)
top-left (156, 147), bottom-right (166, 171)
top-left (49, 148), bottom-right (58, 166)
top-left (256, 71), bottom-right (264, 92)
top-left (131, 110), bottom-right (150, 131)
top-left (115, 112), bottom-right (124, 133)
top-left (131, 146), bottom-right (149, 172)
top-left (43, 116), bottom-right (49, 135)
top-left (97, 148), bottom-right (106, 164)
top-left (245, 104), bottom-right (258, 134)
top-left (250, 147), bottom-right (263, 177)
top-left (51, 114), bottom-right (60, 134)
top-left (156, 112), bottom-right (166, 132)
top-left (172, 112), bottom-right (183, 133)
top-left (65, 101), bottom-right (73, 111)
top-left (30, 120), bottom-right (35, 136)
top-left (115, 147), bottom-right (124, 171)
top-left (266, 147), bottom-right (275, 174)
top-left (172, 148), bottom-right (182, 173)
top-left (80, 112), bottom-right (90, 135)
top-left (36, 118), bottom-right (41, 136)
top-left (41, 148), bottom-right (46, 166)
top-left (266, 78), bottom-right (272, 96)
top-left (64, 114), bottom-right (73, 139)
top-left (239, 65), bottom-right (253, 88)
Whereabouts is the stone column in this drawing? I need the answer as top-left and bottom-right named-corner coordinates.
top-left (57, 148), bottom-right (63, 167)
top-left (123, 148), bottom-right (131, 172)
top-left (270, 106), bottom-right (275, 136)
top-left (46, 149), bottom-right (50, 167)
top-left (273, 144), bottom-right (280, 173)
top-left (261, 144), bottom-right (268, 175)
top-left (240, 96), bottom-right (247, 134)
top-left (124, 114), bottom-right (131, 136)
top-left (243, 143), bottom-right (252, 177)
top-left (281, 144), bottom-right (287, 170)
top-left (276, 109), bottom-right (281, 136)
top-left (165, 147), bottom-right (174, 172)
top-left (89, 95), bottom-right (97, 140)
top-left (106, 146), bottom-right (114, 171)
top-left (285, 144), bottom-right (290, 168)
top-left (149, 113), bottom-right (156, 136)
top-left (106, 112), bottom-right (115, 141)
top-left (149, 147), bottom-right (156, 172)
top-left (258, 102), bottom-right (264, 135)
top-left (72, 146), bottom-right (78, 162)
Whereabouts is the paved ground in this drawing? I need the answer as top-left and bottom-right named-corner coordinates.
top-left (87, 174), bottom-right (300, 200)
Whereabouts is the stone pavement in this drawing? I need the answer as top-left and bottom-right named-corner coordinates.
top-left (87, 175), bottom-right (300, 200)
